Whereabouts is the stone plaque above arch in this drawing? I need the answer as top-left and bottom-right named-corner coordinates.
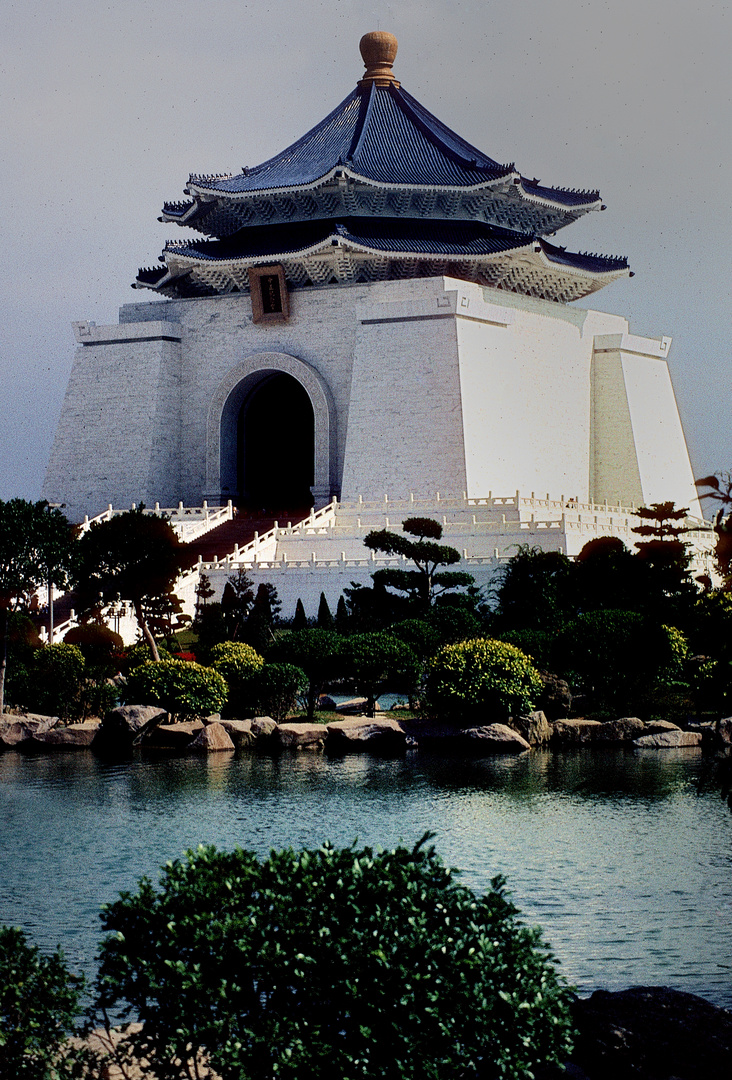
top-left (206, 351), bottom-right (337, 506)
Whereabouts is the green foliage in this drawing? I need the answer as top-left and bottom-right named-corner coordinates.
top-left (498, 628), bottom-right (556, 671)
top-left (494, 545), bottom-right (576, 633)
top-left (426, 638), bottom-right (542, 724)
top-left (270, 629), bottom-right (344, 719)
top-left (0, 925), bottom-right (90, 1079)
top-left (253, 662), bottom-right (307, 722)
top-left (28, 644), bottom-right (86, 723)
top-left (95, 838), bottom-right (574, 1080)
top-left (389, 618), bottom-right (441, 660)
top-left (0, 499), bottom-right (76, 713)
top-left (243, 583), bottom-right (281, 653)
top-left (121, 642), bottom-right (172, 674)
top-left (3, 613), bottom-right (42, 709)
top-left (75, 507), bottom-right (193, 662)
top-left (63, 624), bottom-right (123, 673)
top-left (316, 591), bottom-right (334, 630)
top-left (335, 594), bottom-right (350, 632)
top-left (427, 597), bottom-right (482, 645)
top-left (557, 611), bottom-right (689, 713)
top-left (364, 517), bottom-right (473, 610)
top-left (209, 641), bottom-right (265, 716)
top-left (292, 597), bottom-right (308, 630)
top-left (124, 658), bottom-right (228, 721)
top-left (342, 632), bottom-right (419, 716)
top-left (220, 569), bottom-right (255, 640)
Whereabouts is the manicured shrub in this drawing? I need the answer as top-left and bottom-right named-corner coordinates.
top-left (64, 623), bottom-right (123, 673)
top-left (96, 838), bottom-right (574, 1080)
top-left (121, 642), bottom-right (172, 675)
top-left (0, 925), bottom-right (90, 1079)
top-left (270, 629), bottom-right (344, 719)
top-left (209, 641), bottom-right (265, 716)
top-left (342, 632), bottom-right (419, 716)
top-left (425, 637), bottom-right (542, 724)
top-left (254, 662), bottom-right (307, 722)
top-left (27, 643), bottom-right (86, 722)
top-left (557, 610), bottom-right (689, 713)
top-left (124, 658), bottom-right (227, 721)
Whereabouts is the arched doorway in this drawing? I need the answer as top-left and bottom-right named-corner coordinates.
top-left (237, 373), bottom-right (315, 509)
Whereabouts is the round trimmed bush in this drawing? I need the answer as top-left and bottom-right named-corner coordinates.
top-left (28, 643), bottom-right (86, 722)
top-left (209, 641), bottom-right (264, 716)
top-left (64, 623), bottom-right (123, 672)
top-left (96, 838), bottom-right (574, 1080)
top-left (425, 637), bottom-right (542, 724)
top-left (254, 662), bottom-right (307, 722)
top-left (124, 658), bottom-right (228, 721)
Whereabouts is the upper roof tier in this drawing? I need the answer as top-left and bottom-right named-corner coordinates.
top-left (137, 32), bottom-right (629, 302)
top-left (160, 33), bottom-right (603, 240)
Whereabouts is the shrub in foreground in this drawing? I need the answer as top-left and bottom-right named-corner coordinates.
top-left (0, 925), bottom-right (90, 1079)
top-left (426, 637), bottom-right (542, 723)
top-left (96, 837), bottom-right (574, 1080)
top-left (123, 658), bottom-right (227, 720)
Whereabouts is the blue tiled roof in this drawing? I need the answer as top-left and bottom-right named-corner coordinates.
top-left (195, 83), bottom-right (514, 194)
top-left (160, 217), bottom-right (627, 273)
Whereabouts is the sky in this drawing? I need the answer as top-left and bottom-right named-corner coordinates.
top-left (2, 0), bottom-right (730, 505)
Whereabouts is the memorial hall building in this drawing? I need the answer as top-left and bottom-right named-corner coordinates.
top-left (43, 32), bottom-right (706, 620)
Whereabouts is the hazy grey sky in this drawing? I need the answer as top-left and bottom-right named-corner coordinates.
top-left (2, 0), bottom-right (729, 505)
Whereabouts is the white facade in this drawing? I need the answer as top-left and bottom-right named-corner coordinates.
top-left (44, 275), bottom-right (701, 525)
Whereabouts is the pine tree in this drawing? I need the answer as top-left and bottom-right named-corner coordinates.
top-left (335, 595), bottom-right (350, 633)
top-left (292, 598), bottom-right (308, 630)
top-left (317, 592), bottom-right (334, 630)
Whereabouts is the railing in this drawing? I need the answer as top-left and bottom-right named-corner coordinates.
top-left (80, 501), bottom-right (234, 540)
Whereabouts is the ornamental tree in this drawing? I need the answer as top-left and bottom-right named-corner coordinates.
top-left (95, 837), bottom-right (574, 1080)
top-left (269, 628), bottom-right (344, 719)
top-left (341, 631), bottom-right (419, 716)
top-left (364, 517), bottom-right (474, 612)
top-left (75, 507), bottom-right (194, 661)
top-left (0, 499), bottom-right (76, 713)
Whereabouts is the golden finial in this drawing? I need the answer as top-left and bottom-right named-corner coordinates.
top-left (358, 31), bottom-right (400, 88)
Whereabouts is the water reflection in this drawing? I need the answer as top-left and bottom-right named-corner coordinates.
top-left (0, 745), bottom-right (729, 1008)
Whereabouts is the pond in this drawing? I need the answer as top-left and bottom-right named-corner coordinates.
top-left (1, 745), bottom-right (730, 1007)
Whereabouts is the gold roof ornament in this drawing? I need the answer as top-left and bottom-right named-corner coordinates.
top-left (358, 31), bottom-right (400, 88)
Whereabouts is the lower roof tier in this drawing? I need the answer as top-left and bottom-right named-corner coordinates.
top-left (135, 216), bottom-right (630, 304)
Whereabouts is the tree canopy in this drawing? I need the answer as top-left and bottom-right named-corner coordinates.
top-left (0, 499), bottom-right (76, 712)
top-left (364, 517), bottom-right (473, 611)
top-left (75, 508), bottom-right (193, 661)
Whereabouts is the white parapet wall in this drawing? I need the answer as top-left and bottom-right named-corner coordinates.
top-left (194, 494), bottom-right (715, 622)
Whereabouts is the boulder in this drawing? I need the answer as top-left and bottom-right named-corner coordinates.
top-left (633, 730), bottom-right (702, 749)
top-left (595, 716), bottom-right (646, 743)
top-left (326, 717), bottom-right (406, 754)
top-left (94, 705), bottom-right (168, 751)
top-left (335, 697), bottom-right (381, 715)
top-left (146, 720), bottom-right (204, 749)
top-left (32, 720), bottom-right (101, 749)
top-left (571, 986), bottom-right (732, 1080)
top-left (250, 716), bottom-right (278, 739)
top-left (551, 719), bottom-right (603, 745)
top-left (0, 713), bottom-right (58, 748)
top-left (537, 673), bottom-right (572, 721)
top-left (217, 718), bottom-right (255, 748)
top-left (457, 724), bottom-right (531, 754)
top-left (276, 723), bottom-right (326, 750)
top-left (318, 694), bottom-right (337, 710)
top-left (642, 719), bottom-right (680, 735)
top-left (188, 722), bottom-right (235, 753)
top-left (509, 710), bottom-right (552, 745)
top-left (715, 716), bottom-right (732, 748)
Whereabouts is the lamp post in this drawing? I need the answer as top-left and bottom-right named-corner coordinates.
top-left (45, 503), bottom-right (66, 643)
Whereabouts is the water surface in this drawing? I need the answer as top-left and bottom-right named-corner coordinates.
top-left (1, 746), bottom-right (730, 1007)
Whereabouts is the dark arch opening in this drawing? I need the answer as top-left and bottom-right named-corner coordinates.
top-left (237, 373), bottom-right (315, 510)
